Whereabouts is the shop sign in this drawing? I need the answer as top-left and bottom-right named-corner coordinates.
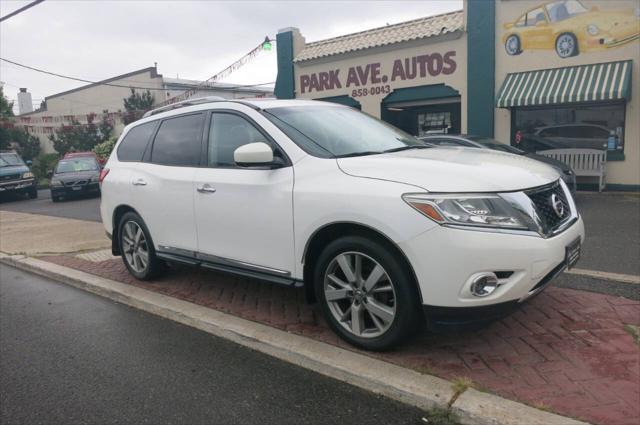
top-left (299, 51), bottom-right (457, 97)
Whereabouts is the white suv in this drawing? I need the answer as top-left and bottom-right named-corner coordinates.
top-left (100, 98), bottom-right (584, 350)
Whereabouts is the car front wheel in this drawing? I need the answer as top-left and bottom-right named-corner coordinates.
top-left (118, 212), bottom-right (163, 280)
top-left (314, 236), bottom-right (422, 351)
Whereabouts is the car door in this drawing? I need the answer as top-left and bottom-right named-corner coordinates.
top-left (522, 7), bottom-right (552, 49)
top-left (129, 112), bottom-right (204, 255)
top-left (193, 110), bottom-right (295, 278)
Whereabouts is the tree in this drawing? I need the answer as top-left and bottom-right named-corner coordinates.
top-left (8, 128), bottom-right (40, 160)
top-left (123, 88), bottom-right (155, 124)
top-left (49, 114), bottom-right (113, 155)
top-left (0, 86), bottom-right (16, 150)
top-left (0, 86), bottom-right (14, 119)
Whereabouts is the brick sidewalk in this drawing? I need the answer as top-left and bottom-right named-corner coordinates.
top-left (43, 255), bottom-right (640, 425)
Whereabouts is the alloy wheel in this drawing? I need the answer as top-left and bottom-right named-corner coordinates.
top-left (556, 34), bottom-right (575, 58)
top-left (505, 35), bottom-right (519, 55)
top-left (122, 221), bottom-right (149, 273)
top-left (323, 251), bottom-right (396, 338)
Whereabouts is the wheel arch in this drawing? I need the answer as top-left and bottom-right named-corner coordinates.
top-left (301, 222), bottom-right (423, 305)
top-left (111, 204), bottom-right (142, 255)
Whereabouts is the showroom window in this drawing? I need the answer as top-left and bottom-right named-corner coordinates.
top-left (512, 103), bottom-right (625, 155)
top-left (418, 111), bottom-right (452, 136)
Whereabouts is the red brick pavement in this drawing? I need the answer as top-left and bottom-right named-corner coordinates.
top-left (43, 255), bottom-right (640, 425)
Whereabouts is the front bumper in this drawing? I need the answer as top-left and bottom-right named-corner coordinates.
top-left (399, 215), bottom-right (585, 310)
top-left (51, 182), bottom-right (100, 197)
top-left (0, 178), bottom-right (36, 193)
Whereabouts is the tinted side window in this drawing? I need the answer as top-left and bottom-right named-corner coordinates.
top-left (208, 113), bottom-right (272, 167)
top-left (117, 122), bottom-right (157, 161)
top-left (151, 113), bottom-right (204, 167)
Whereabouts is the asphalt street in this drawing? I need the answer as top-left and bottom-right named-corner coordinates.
top-left (0, 189), bottom-right (101, 222)
top-left (0, 264), bottom-right (426, 425)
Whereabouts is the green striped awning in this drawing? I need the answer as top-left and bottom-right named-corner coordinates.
top-left (496, 60), bottom-right (632, 108)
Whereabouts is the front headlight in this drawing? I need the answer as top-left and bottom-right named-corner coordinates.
top-left (403, 193), bottom-right (533, 230)
top-left (22, 172), bottom-right (34, 179)
top-left (50, 178), bottom-right (63, 187)
top-left (587, 24), bottom-right (599, 35)
top-left (90, 175), bottom-right (99, 182)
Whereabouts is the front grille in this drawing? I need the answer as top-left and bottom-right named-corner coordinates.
top-left (526, 181), bottom-right (571, 235)
top-left (64, 180), bottom-right (88, 186)
top-left (0, 173), bottom-right (20, 182)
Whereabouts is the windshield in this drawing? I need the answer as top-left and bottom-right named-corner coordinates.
top-left (55, 157), bottom-right (99, 173)
top-left (0, 153), bottom-right (25, 167)
top-left (263, 106), bottom-right (426, 158)
top-left (466, 137), bottom-right (525, 154)
top-left (546, 0), bottom-right (587, 22)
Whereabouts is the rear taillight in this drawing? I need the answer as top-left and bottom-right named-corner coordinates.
top-left (99, 168), bottom-right (110, 184)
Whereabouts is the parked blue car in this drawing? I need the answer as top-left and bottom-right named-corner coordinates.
top-left (0, 150), bottom-right (37, 199)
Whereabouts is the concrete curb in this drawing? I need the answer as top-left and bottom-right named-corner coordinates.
top-left (0, 254), bottom-right (589, 425)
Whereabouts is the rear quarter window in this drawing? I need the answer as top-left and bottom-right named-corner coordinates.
top-left (117, 121), bottom-right (157, 162)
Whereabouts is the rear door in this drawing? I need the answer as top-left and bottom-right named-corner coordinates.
top-left (193, 110), bottom-right (295, 277)
top-left (129, 112), bottom-right (205, 255)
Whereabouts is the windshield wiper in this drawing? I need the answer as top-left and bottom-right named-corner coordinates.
top-left (334, 151), bottom-right (383, 158)
top-left (382, 145), bottom-right (432, 153)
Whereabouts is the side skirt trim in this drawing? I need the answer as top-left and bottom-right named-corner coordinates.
top-left (156, 248), bottom-right (302, 288)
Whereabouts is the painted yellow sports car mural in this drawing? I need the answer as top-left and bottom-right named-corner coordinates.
top-left (503, 0), bottom-right (640, 58)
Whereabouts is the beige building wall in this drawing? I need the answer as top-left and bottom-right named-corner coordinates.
top-left (494, 0), bottom-right (640, 186)
top-left (292, 32), bottom-right (468, 130)
top-left (18, 68), bottom-right (164, 153)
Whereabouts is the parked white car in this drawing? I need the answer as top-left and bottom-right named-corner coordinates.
top-left (100, 98), bottom-right (584, 350)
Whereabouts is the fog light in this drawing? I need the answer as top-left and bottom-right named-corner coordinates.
top-left (470, 273), bottom-right (499, 297)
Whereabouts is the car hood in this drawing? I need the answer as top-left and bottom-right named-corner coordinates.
top-left (54, 170), bottom-right (99, 182)
top-left (337, 147), bottom-right (560, 192)
top-left (0, 165), bottom-right (29, 177)
top-left (564, 10), bottom-right (639, 32)
top-left (524, 153), bottom-right (571, 172)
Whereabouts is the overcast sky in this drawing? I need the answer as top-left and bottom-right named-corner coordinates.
top-left (0, 0), bottom-right (462, 111)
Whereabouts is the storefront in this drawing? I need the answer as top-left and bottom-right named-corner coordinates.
top-left (274, 0), bottom-right (639, 189)
top-left (274, 10), bottom-right (468, 136)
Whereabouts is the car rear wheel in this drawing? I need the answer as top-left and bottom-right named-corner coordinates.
top-left (556, 33), bottom-right (578, 58)
top-left (118, 212), bottom-right (163, 280)
top-left (314, 235), bottom-right (422, 351)
top-left (505, 35), bottom-right (521, 55)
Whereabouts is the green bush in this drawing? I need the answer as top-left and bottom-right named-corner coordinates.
top-left (92, 137), bottom-right (117, 160)
top-left (32, 153), bottom-right (60, 183)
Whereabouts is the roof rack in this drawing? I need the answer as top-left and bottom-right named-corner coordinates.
top-left (143, 96), bottom-right (227, 118)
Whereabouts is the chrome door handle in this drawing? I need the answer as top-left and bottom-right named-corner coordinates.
top-left (132, 178), bottom-right (147, 186)
top-left (196, 184), bottom-right (216, 193)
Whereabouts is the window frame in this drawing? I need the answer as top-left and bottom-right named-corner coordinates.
top-left (146, 112), bottom-right (206, 168)
top-left (116, 120), bottom-right (159, 163)
top-left (204, 109), bottom-right (292, 170)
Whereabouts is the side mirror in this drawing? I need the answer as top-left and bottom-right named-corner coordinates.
top-left (26, 160), bottom-right (33, 167)
top-left (234, 142), bottom-right (278, 167)
top-left (536, 20), bottom-right (547, 27)
top-left (47, 170), bottom-right (53, 178)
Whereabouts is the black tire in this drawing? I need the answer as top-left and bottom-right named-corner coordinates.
top-left (555, 33), bottom-right (579, 58)
top-left (51, 194), bottom-right (61, 202)
top-left (504, 34), bottom-right (521, 56)
top-left (117, 211), bottom-right (163, 280)
top-left (313, 235), bottom-right (422, 351)
top-left (28, 188), bottom-right (37, 199)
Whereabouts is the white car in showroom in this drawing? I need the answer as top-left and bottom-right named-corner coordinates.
top-left (100, 98), bottom-right (584, 350)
